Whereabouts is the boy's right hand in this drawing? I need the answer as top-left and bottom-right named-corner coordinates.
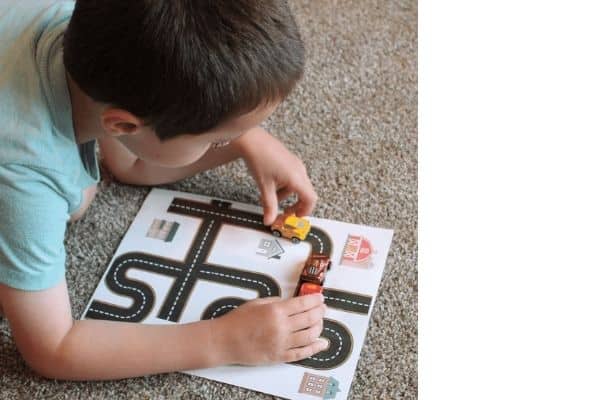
top-left (214, 293), bottom-right (328, 365)
top-left (232, 127), bottom-right (318, 226)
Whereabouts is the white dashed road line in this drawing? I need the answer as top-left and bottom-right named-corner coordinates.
top-left (211, 304), bottom-right (238, 319)
top-left (324, 295), bottom-right (370, 308)
top-left (309, 327), bottom-right (343, 362)
top-left (88, 258), bottom-right (182, 319)
top-left (172, 204), bottom-right (262, 225)
top-left (167, 220), bottom-right (214, 319)
top-left (308, 232), bottom-right (324, 253)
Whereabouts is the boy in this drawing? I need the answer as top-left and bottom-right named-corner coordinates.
top-left (0, 0), bottom-right (328, 380)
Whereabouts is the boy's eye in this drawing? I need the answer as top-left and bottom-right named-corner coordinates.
top-left (211, 140), bottom-right (231, 149)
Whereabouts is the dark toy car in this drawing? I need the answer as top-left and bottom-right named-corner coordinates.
top-left (295, 254), bottom-right (332, 296)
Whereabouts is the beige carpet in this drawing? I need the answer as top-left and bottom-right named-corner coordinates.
top-left (0, 0), bottom-right (417, 398)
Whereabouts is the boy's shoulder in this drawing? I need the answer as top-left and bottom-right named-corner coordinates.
top-left (0, 0), bottom-right (75, 155)
top-left (0, 0), bottom-right (96, 192)
top-left (0, 0), bottom-right (73, 51)
top-left (0, 1), bottom-right (92, 292)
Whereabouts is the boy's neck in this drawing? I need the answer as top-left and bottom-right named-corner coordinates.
top-left (66, 74), bottom-right (107, 144)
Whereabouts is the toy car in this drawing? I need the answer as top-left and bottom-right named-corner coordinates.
top-left (295, 254), bottom-right (332, 296)
top-left (270, 213), bottom-right (311, 244)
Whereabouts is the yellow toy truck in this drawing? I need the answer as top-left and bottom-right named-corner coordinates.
top-left (270, 213), bottom-right (311, 244)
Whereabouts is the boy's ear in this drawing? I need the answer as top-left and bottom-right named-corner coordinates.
top-left (100, 108), bottom-right (144, 137)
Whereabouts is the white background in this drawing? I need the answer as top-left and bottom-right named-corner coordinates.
top-left (420, 1), bottom-right (600, 399)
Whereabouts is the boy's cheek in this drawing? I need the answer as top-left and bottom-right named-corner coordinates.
top-left (170, 144), bottom-right (212, 167)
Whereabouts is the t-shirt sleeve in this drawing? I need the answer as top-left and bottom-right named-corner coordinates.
top-left (0, 165), bottom-right (70, 291)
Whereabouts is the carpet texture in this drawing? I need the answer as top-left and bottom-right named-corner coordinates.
top-left (0, 0), bottom-right (417, 398)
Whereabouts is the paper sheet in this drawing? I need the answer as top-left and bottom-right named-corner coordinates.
top-left (83, 188), bottom-right (393, 400)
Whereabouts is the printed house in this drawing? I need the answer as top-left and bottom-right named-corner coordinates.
top-left (299, 372), bottom-right (341, 399)
top-left (146, 219), bottom-right (180, 242)
top-left (256, 238), bottom-right (285, 259)
top-left (340, 235), bottom-right (374, 268)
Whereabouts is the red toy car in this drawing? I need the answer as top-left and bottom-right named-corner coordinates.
top-left (295, 254), bottom-right (332, 296)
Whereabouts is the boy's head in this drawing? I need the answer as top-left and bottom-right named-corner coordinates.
top-left (63, 0), bottom-right (304, 146)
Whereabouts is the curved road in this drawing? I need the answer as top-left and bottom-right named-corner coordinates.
top-left (86, 197), bottom-right (373, 369)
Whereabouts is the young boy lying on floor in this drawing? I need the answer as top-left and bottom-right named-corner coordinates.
top-left (0, 0), bottom-right (327, 379)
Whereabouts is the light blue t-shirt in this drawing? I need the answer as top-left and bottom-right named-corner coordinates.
top-left (0, 1), bottom-right (99, 291)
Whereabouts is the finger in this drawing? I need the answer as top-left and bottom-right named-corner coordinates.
top-left (283, 338), bottom-right (329, 363)
top-left (287, 320), bottom-right (324, 349)
top-left (260, 181), bottom-right (280, 225)
top-left (282, 293), bottom-right (324, 316)
top-left (287, 182), bottom-right (317, 218)
top-left (289, 303), bottom-right (326, 332)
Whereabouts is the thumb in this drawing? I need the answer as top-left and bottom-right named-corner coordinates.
top-left (260, 181), bottom-right (279, 225)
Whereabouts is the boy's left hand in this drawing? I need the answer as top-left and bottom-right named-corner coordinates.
top-left (233, 127), bottom-right (317, 225)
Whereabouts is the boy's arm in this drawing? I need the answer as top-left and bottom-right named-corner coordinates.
top-left (233, 127), bottom-right (318, 225)
top-left (0, 280), bottom-right (327, 380)
top-left (0, 280), bottom-right (227, 379)
top-left (100, 127), bottom-right (317, 225)
top-left (98, 135), bottom-right (244, 186)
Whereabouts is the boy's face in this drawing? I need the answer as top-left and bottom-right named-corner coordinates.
top-left (116, 103), bottom-right (279, 168)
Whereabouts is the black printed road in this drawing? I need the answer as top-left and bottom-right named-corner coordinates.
top-left (86, 197), bottom-right (372, 369)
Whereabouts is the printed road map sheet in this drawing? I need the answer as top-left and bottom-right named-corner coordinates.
top-left (83, 188), bottom-right (394, 400)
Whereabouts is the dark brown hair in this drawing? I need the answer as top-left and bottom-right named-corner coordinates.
top-left (63, 0), bottom-right (305, 139)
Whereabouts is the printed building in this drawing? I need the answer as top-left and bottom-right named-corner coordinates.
top-left (256, 238), bottom-right (285, 259)
top-left (298, 372), bottom-right (340, 399)
top-left (340, 234), bottom-right (374, 268)
top-left (146, 219), bottom-right (180, 242)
